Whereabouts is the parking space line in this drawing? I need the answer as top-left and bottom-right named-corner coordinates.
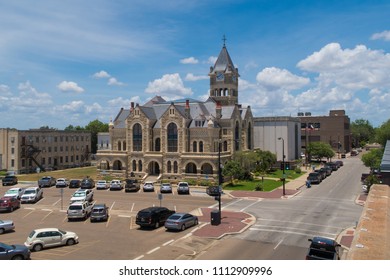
top-left (22, 210), bottom-right (35, 218)
top-left (134, 255), bottom-right (144, 260)
top-left (52, 199), bottom-right (61, 206)
top-left (110, 202), bottom-right (115, 211)
top-left (147, 246), bottom-right (160, 255)
top-left (130, 202), bottom-right (135, 212)
top-left (40, 210), bottom-right (53, 222)
top-left (163, 239), bottom-right (175, 246)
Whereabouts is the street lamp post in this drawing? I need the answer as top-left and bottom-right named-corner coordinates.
top-left (278, 137), bottom-right (286, 196)
top-left (217, 139), bottom-right (222, 212)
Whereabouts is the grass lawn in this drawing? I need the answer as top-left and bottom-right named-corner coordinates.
top-left (223, 178), bottom-right (282, 192)
top-left (16, 166), bottom-right (98, 181)
top-left (262, 169), bottom-right (305, 180)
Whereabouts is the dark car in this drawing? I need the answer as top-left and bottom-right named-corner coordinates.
top-left (306, 237), bottom-right (341, 260)
top-left (307, 172), bottom-right (322, 184)
top-left (80, 178), bottom-right (95, 189)
top-left (0, 197), bottom-right (21, 212)
top-left (38, 176), bottom-right (56, 188)
top-left (315, 169), bottom-right (327, 180)
top-left (0, 242), bottom-right (31, 260)
top-left (136, 207), bottom-right (175, 229)
top-left (335, 160), bottom-right (344, 167)
top-left (90, 204), bottom-right (109, 222)
top-left (325, 162), bottom-right (338, 171)
top-left (323, 166), bottom-right (332, 176)
top-left (2, 175), bottom-right (18, 186)
top-left (69, 179), bottom-right (81, 188)
top-left (125, 179), bottom-right (140, 192)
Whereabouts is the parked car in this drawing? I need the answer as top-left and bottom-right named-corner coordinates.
top-left (125, 179), bottom-right (140, 192)
top-left (109, 180), bottom-right (123, 191)
top-left (307, 172), bottom-right (322, 184)
top-left (24, 228), bottom-right (79, 252)
top-left (20, 187), bottom-right (43, 203)
top-left (177, 182), bottom-right (190, 194)
top-left (315, 169), bottom-right (327, 180)
top-left (0, 219), bottom-right (15, 234)
top-left (55, 178), bottom-right (69, 188)
top-left (38, 176), bottom-right (56, 188)
top-left (80, 178), bottom-right (95, 189)
top-left (67, 201), bottom-right (93, 221)
top-left (0, 242), bottom-right (31, 260)
top-left (69, 179), bottom-right (81, 188)
top-left (70, 189), bottom-right (93, 203)
top-left (2, 175), bottom-right (18, 186)
top-left (136, 207), bottom-right (175, 229)
top-left (351, 150), bottom-right (359, 156)
top-left (335, 160), bottom-right (344, 167)
top-left (3, 187), bottom-right (24, 199)
top-left (306, 236), bottom-right (340, 260)
top-left (325, 162), bottom-right (338, 171)
top-left (0, 197), bottom-right (21, 212)
top-left (96, 180), bottom-right (108, 190)
top-left (165, 213), bottom-right (198, 231)
top-left (323, 166), bottom-right (333, 176)
top-left (90, 203), bottom-right (109, 222)
top-left (160, 182), bottom-right (172, 193)
top-left (142, 181), bottom-right (155, 192)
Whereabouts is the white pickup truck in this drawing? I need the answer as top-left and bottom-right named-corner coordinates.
top-left (70, 189), bottom-right (94, 203)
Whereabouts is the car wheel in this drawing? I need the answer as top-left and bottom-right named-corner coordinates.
top-left (181, 224), bottom-right (186, 231)
top-left (33, 243), bottom-right (43, 252)
top-left (11, 255), bottom-right (24, 260)
top-left (66, 238), bottom-right (76, 246)
top-left (0, 228), bottom-right (5, 234)
top-left (194, 219), bottom-right (199, 226)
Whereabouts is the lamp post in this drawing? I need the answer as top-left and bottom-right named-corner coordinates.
top-left (278, 137), bottom-right (286, 196)
top-left (217, 139), bottom-right (222, 212)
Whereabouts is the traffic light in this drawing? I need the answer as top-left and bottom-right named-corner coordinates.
top-left (285, 162), bottom-right (290, 170)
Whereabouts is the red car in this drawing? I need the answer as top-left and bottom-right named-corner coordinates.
top-left (0, 197), bottom-right (21, 212)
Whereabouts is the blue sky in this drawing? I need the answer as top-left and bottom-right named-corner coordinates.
top-left (1, 0), bottom-right (390, 129)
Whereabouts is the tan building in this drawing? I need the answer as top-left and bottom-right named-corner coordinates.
top-left (299, 110), bottom-right (351, 155)
top-left (96, 43), bottom-right (254, 182)
top-left (0, 128), bottom-right (91, 174)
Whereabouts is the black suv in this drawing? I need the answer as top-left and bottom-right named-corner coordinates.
top-left (2, 175), bottom-right (18, 186)
top-left (80, 178), bottom-right (95, 189)
top-left (306, 237), bottom-right (341, 260)
top-left (125, 179), bottom-right (140, 192)
top-left (136, 207), bottom-right (175, 229)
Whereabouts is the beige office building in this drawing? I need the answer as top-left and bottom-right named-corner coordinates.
top-left (0, 128), bottom-right (91, 174)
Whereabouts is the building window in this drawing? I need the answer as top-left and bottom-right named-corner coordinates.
top-left (169, 108), bottom-right (175, 115)
top-left (11, 147), bottom-right (14, 154)
top-left (132, 160), bottom-right (137, 171)
top-left (11, 159), bottom-right (14, 167)
top-left (133, 123), bottom-right (142, 151)
top-left (247, 123), bottom-right (252, 149)
top-left (138, 160), bottom-right (143, 172)
top-left (118, 141), bottom-right (122, 151)
top-left (167, 123), bottom-right (178, 152)
top-left (167, 161), bottom-right (172, 173)
top-left (155, 138), bottom-right (161, 151)
top-left (193, 141), bottom-right (197, 152)
top-left (199, 141), bottom-right (204, 153)
top-left (173, 161), bottom-right (178, 173)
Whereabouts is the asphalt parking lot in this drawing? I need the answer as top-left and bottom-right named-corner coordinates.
top-left (0, 183), bottom-right (224, 260)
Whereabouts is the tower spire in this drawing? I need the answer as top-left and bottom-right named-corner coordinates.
top-left (222, 34), bottom-right (227, 47)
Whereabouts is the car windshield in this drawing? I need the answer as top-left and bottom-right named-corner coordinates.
top-left (98, 181), bottom-right (106, 184)
top-left (6, 189), bottom-right (18, 194)
top-left (24, 190), bottom-right (36, 195)
top-left (0, 242), bottom-right (13, 250)
top-left (41, 178), bottom-right (50, 181)
top-left (73, 192), bottom-right (86, 197)
top-left (92, 208), bottom-right (104, 213)
top-left (68, 205), bottom-right (82, 210)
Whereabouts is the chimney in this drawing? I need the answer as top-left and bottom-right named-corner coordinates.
top-left (185, 99), bottom-right (190, 118)
top-left (216, 101), bottom-right (222, 119)
top-left (130, 102), bottom-right (134, 112)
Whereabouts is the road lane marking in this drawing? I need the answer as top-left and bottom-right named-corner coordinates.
top-left (163, 239), bottom-right (174, 246)
top-left (134, 255), bottom-right (144, 260)
top-left (130, 202), bottom-right (135, 212)
top-left (274, 239), bottom-right (284, 250)
top-left (239, 200), bottom-right (261, 212)
top-left (147, 247), bottom-right (160, 254)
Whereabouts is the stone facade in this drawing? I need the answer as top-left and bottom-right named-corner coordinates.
top-left (96, 44), bottom-right (253, 182)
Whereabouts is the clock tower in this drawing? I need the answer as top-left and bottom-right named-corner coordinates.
top-left (209, 37), bottom-right (239, 106)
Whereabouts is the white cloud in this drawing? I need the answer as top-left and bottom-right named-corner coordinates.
top-left (93, 70), bottom-right (111, 79)
top-left (185, 73), bottom-right (208, 81)
top-left (180, 57), bottom-right (199, 64)
top-left (85, 102), bottom-right (103, 114)
top-left (371, 30), bottom-right (390, 41)
top-left (57, 81), bottom-right (84, 93)
top-left (58, 101), bottom-right (85, 112)
top-left (145, 73), bottom-right (192, 96)
top-left (108, 77), bottom-right (126, 86)
top-left (206, 56), bottom-right (217, 65)
top-left (256, 67), bottom-right (310, 90)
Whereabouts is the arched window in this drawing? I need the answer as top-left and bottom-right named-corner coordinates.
top-left (247, 123), bottom-right (252, 149)
top-left (138, 160), bottom-right (143, 172)
top-left (173, 161), bottom-right (178, 173)
top-left (193, 141), bottom-right (197, 152)
top-left (201, 163), bottom-right (213, 174)
top-left (199, 141), bottom-right (204, 152)
top-left (185, 163), bottom-right (197, 174)
top-left (167, 161), bottom-right (172, 173)
top-left (224, 141), bottom-right (228, 152)
top-left (132, 160), bottom-right (137, 171)
top-left (155, 138), bottom-right (161, 151)
top-left (118, 141), bottom-right (122, 151)
top-left (123, 141), bottom-right (126, 151)
top-left (167, 123), bottom-right (178, 152)
top-left (133, 123), bottom-right (142, 151)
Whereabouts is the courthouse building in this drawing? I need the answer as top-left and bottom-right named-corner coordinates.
top-left (96, 43), bottom-right (254, 181)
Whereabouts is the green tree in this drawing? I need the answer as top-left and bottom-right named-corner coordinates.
top-left (375, 119), bottom-right (390, 147)
top-left (254, 149), bottom-right (277, 174)
top-left (351, 119), bottom-right (375, 148)
top-left (85, 120), bottom-right (109, 154)
top-left (361, 148), bottom-right (384, 170)
top-left (307, 142), bottom-right (335, 160)
top-left (222, 160), bottom-right (244, 185)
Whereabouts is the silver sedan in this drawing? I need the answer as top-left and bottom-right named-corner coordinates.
top-left (165, 213), bottom-right (198, 231)
top-left (0, 219), bottom-right (15, 234)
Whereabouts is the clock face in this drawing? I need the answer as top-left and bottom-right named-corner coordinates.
top-left (216, 72), bottom-right (224, 81)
